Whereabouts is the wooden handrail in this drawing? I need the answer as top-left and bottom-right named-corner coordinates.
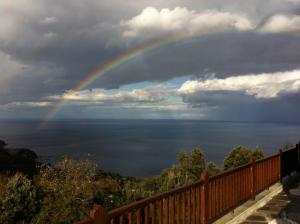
top-left (108, 180), bottom-right (204, 218)
top-left (77, 142), bottom-right (300, 224)
top-left (209, 162), bottom-right (251, 181)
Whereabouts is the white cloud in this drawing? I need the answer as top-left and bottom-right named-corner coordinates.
top-left (43, 32), bottom-right (58, 39)
top-left (49, 86), bottom-right (166, 103)
top-left (40, 16), bottom-right (57, 24)
top-left (261, 14), bottom-right (300, 33)
top-left (1, 101), bottom-right (52, 109)
top-left (177, 70), bottom-right (300, 99)
top-left (121, 7), bottom-right (255, 38)
top-left (121, 102), bottom-right (189, 110)
top-left (286, 0), bottom-right (300, 3)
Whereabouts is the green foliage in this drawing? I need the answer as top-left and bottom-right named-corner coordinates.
top-left (156, 146), bottom-right (206, 191)
top-left (190, 147), bottom-right (206, 176)
top-left (223, 145), bottom-right (264, 170)
top-left (206, 161), bottom-right (221, 176)
top-left (0, 173), bottom-right (40, 224)
top-left (33, 157), bottom-right (100, 224)
top-left (0, 142), bottom-right (268, 224)
top-left (118, 146), bottom-right (207, 202)
top-left (92, 171), bottom-right (129, 210)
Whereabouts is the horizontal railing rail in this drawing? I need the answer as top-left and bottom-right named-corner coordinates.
top-left (77, 141), bottom-right (300, 224)
top-left (108, 179), bottom-right (204, 224)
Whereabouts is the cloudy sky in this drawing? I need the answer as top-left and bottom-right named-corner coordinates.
top-left (1, 0), bottom-right (300, 122)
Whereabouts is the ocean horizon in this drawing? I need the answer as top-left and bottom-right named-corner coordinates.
top-left (1, 119), bottom-right (299, 177)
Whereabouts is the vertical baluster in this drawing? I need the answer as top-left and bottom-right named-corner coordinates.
top-left (245, 168), bottom-right (248, 197)
top-left (260, 163), bottom-right (263, 189)
top-left (240, 170), bottom-right (243, 200)
top-left (229, 174), bottom-right (233, 207)
top-left (90, 206), bottom-right (107, 224)
top-left (237, 171), bottom-right (240, 203)
top-left (211, 181), bottom-right (214, 218)
top-left (217, 178), bottom-right (220, 215)
top-left (119, 215), bottom-right (124, 224)
top-left (164, 197), bottom-right (169, 224)
top-left (214, 180), bottom-right (217, 217)
top-left (271, 158), bottom-right (274, 182)
top-left (230, 174), bottom-right (234, 207)
top-left (192, 188), bottom-right (196, 224)
top-left (219, 178), bottom-right (222, 214)
top-left (177, 194), bottom-right (181, 224)
top-left (267, 160), bottom-right (269, 185)
top-left (208, 182), bottom-right (212, 219)
top-left (234, 172), bottom-right (237, 204)
top-left (187, 189), bottom-right (191, 224)
top-left (128, 212), bottom-right (134, 224)
top-left (242, 169), bottom-right (245, 200)
top-left (182, 192), bottom-right (186, 224)
top-left (152, 202), bottom-right (157, 224)
top-left (159, 200), bottom-right (163, 224)
top-left (217, 179), bottom-right (220, 216)
top-left (258, 163), bottom-right (261, 191)
top-left (243, 169), bottom-right (245, 198)
top-left (273, 158), bottom-right (276, 181)
top-left (200, 172), bottom-right (209, 224)
top-left (137, 208), bottom-right (142, 224)
top-left (250, 158), bottom-right (255, 200)
top-left (224, 175), bottom-right (228, 211)
top-left (145, 206), bottom-right (149, 224)
top-left (171, 195), bottom-right (175, 224)
top-left (197, 187), bottom-right (201, 224)
top-left (266, 160), bottom-right (269, 186)
top-left (279, 149), bottom-right (283, 181)
top-left (110, 218), bottom-right (115, 224)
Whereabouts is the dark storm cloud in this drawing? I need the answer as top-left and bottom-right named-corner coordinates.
top-left (179, 90), bottom-right (300, 122)
top-left (1, 0), bottom-right (300, 121)
top-left (96, 32), bottom-right (300, 88)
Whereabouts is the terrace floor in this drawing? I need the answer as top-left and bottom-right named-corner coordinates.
top-left (240, 174), bottom-right (300, 224)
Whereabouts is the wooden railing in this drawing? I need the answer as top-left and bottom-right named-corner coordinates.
top-left (78, 142), bottom-right (300, 224)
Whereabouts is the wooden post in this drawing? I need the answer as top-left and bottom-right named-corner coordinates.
top-left (90, 205), bottom-right (108, 224)
top-left (200, 172), bottom-right (209, 224)
top-left (250, 158), bottom-right (256, 200)
top-left (278, 149), bottom-right (283, 182)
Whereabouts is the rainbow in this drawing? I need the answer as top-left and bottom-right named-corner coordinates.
top-left (40, 34), bottom-right (188, 127)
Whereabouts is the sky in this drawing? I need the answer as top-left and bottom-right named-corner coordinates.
top-left (1, 0), bottom-right (300, 122)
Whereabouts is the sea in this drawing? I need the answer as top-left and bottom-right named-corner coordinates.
top-left (0, 119), bottom-right (299, 177)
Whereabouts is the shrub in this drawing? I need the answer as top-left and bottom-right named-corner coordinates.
top-left (34, 157), bottom-right (104, 224)
top-left (0, 173), bottom-right (40, 224)
top-left (16, 148), bottom-right (38, 161)
top-left (223, 145), bottom-right (264, 170)
top-left (206, 161), bottom-right (221, 176)
top-left (155, 146), bottom-right (206, 191)
top-left (0, 140), bottom-right (7, 149)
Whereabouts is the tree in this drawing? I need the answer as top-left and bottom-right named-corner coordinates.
top-left (189, 146), bottom-right (206, 176)
top-left (16, 148), bottom-right (38, 161)
top-left (206, 161), bottom-right (221, 176)
top-left (223, 145), bottom-right (264, 170)
top-left (157, 146), bottom-right (207, 191)
top-left (0, 173), bottom-right (40, 224)
top-left (0, 140), bottom-right (7, 149)
top-left (34, 157), bottom-right (100, 224)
